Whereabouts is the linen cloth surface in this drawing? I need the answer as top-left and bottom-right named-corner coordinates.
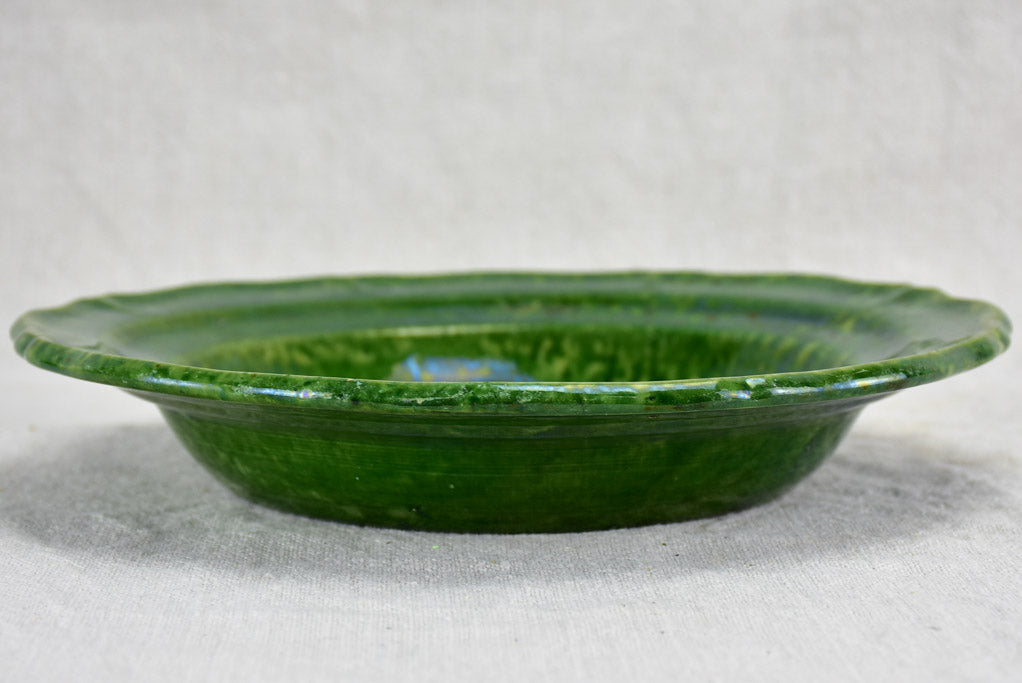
top-left (2, 1), bottom-right (1020, 680)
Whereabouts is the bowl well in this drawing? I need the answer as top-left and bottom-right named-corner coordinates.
top-left (12, 273), bottom-right (1010, 532)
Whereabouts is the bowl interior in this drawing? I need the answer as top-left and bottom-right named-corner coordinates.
top-left (182, 325), bottom-right (853, 383)
top-left (114, 283), bottom-right (977, 384)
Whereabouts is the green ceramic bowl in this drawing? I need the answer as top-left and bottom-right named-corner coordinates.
top-left (12, 273), bottom-right (1010, 533)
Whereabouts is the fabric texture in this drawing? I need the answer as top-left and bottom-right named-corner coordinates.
top-left (2, 1), bottom-right (1020, 680)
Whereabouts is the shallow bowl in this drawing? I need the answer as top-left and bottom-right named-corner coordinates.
top-left (11, 273), bottom-right (1010, 532)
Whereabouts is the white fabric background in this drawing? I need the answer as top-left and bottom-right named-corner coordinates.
top-left (2, 1), bottom-right (1020, 680)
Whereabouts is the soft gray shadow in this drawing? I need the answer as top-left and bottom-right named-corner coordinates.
top-left (1, 423), bottom-right (1014, 582)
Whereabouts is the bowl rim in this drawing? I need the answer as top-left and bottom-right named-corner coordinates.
top-left (11, 271), bottom-right (1011, 415)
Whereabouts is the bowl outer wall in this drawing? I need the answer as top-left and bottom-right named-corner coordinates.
top-left (149, 390), bottom-right (872, 533)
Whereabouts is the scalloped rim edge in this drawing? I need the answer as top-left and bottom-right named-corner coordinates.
top-left (11, 272), bottom-right (1011, 414)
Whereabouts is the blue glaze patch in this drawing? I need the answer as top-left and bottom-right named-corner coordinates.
top-left (388, 355), bottom-right (535, 382)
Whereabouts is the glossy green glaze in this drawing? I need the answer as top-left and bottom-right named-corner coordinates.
top-left (11, 273), bottom-right (1011, 532)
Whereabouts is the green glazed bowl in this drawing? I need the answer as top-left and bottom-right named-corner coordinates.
top-left (11, 273), bottom-right (1010, 533)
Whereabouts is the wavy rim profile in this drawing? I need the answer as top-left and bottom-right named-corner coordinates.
top-left (11, 272), bottom-right (1011, 415)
